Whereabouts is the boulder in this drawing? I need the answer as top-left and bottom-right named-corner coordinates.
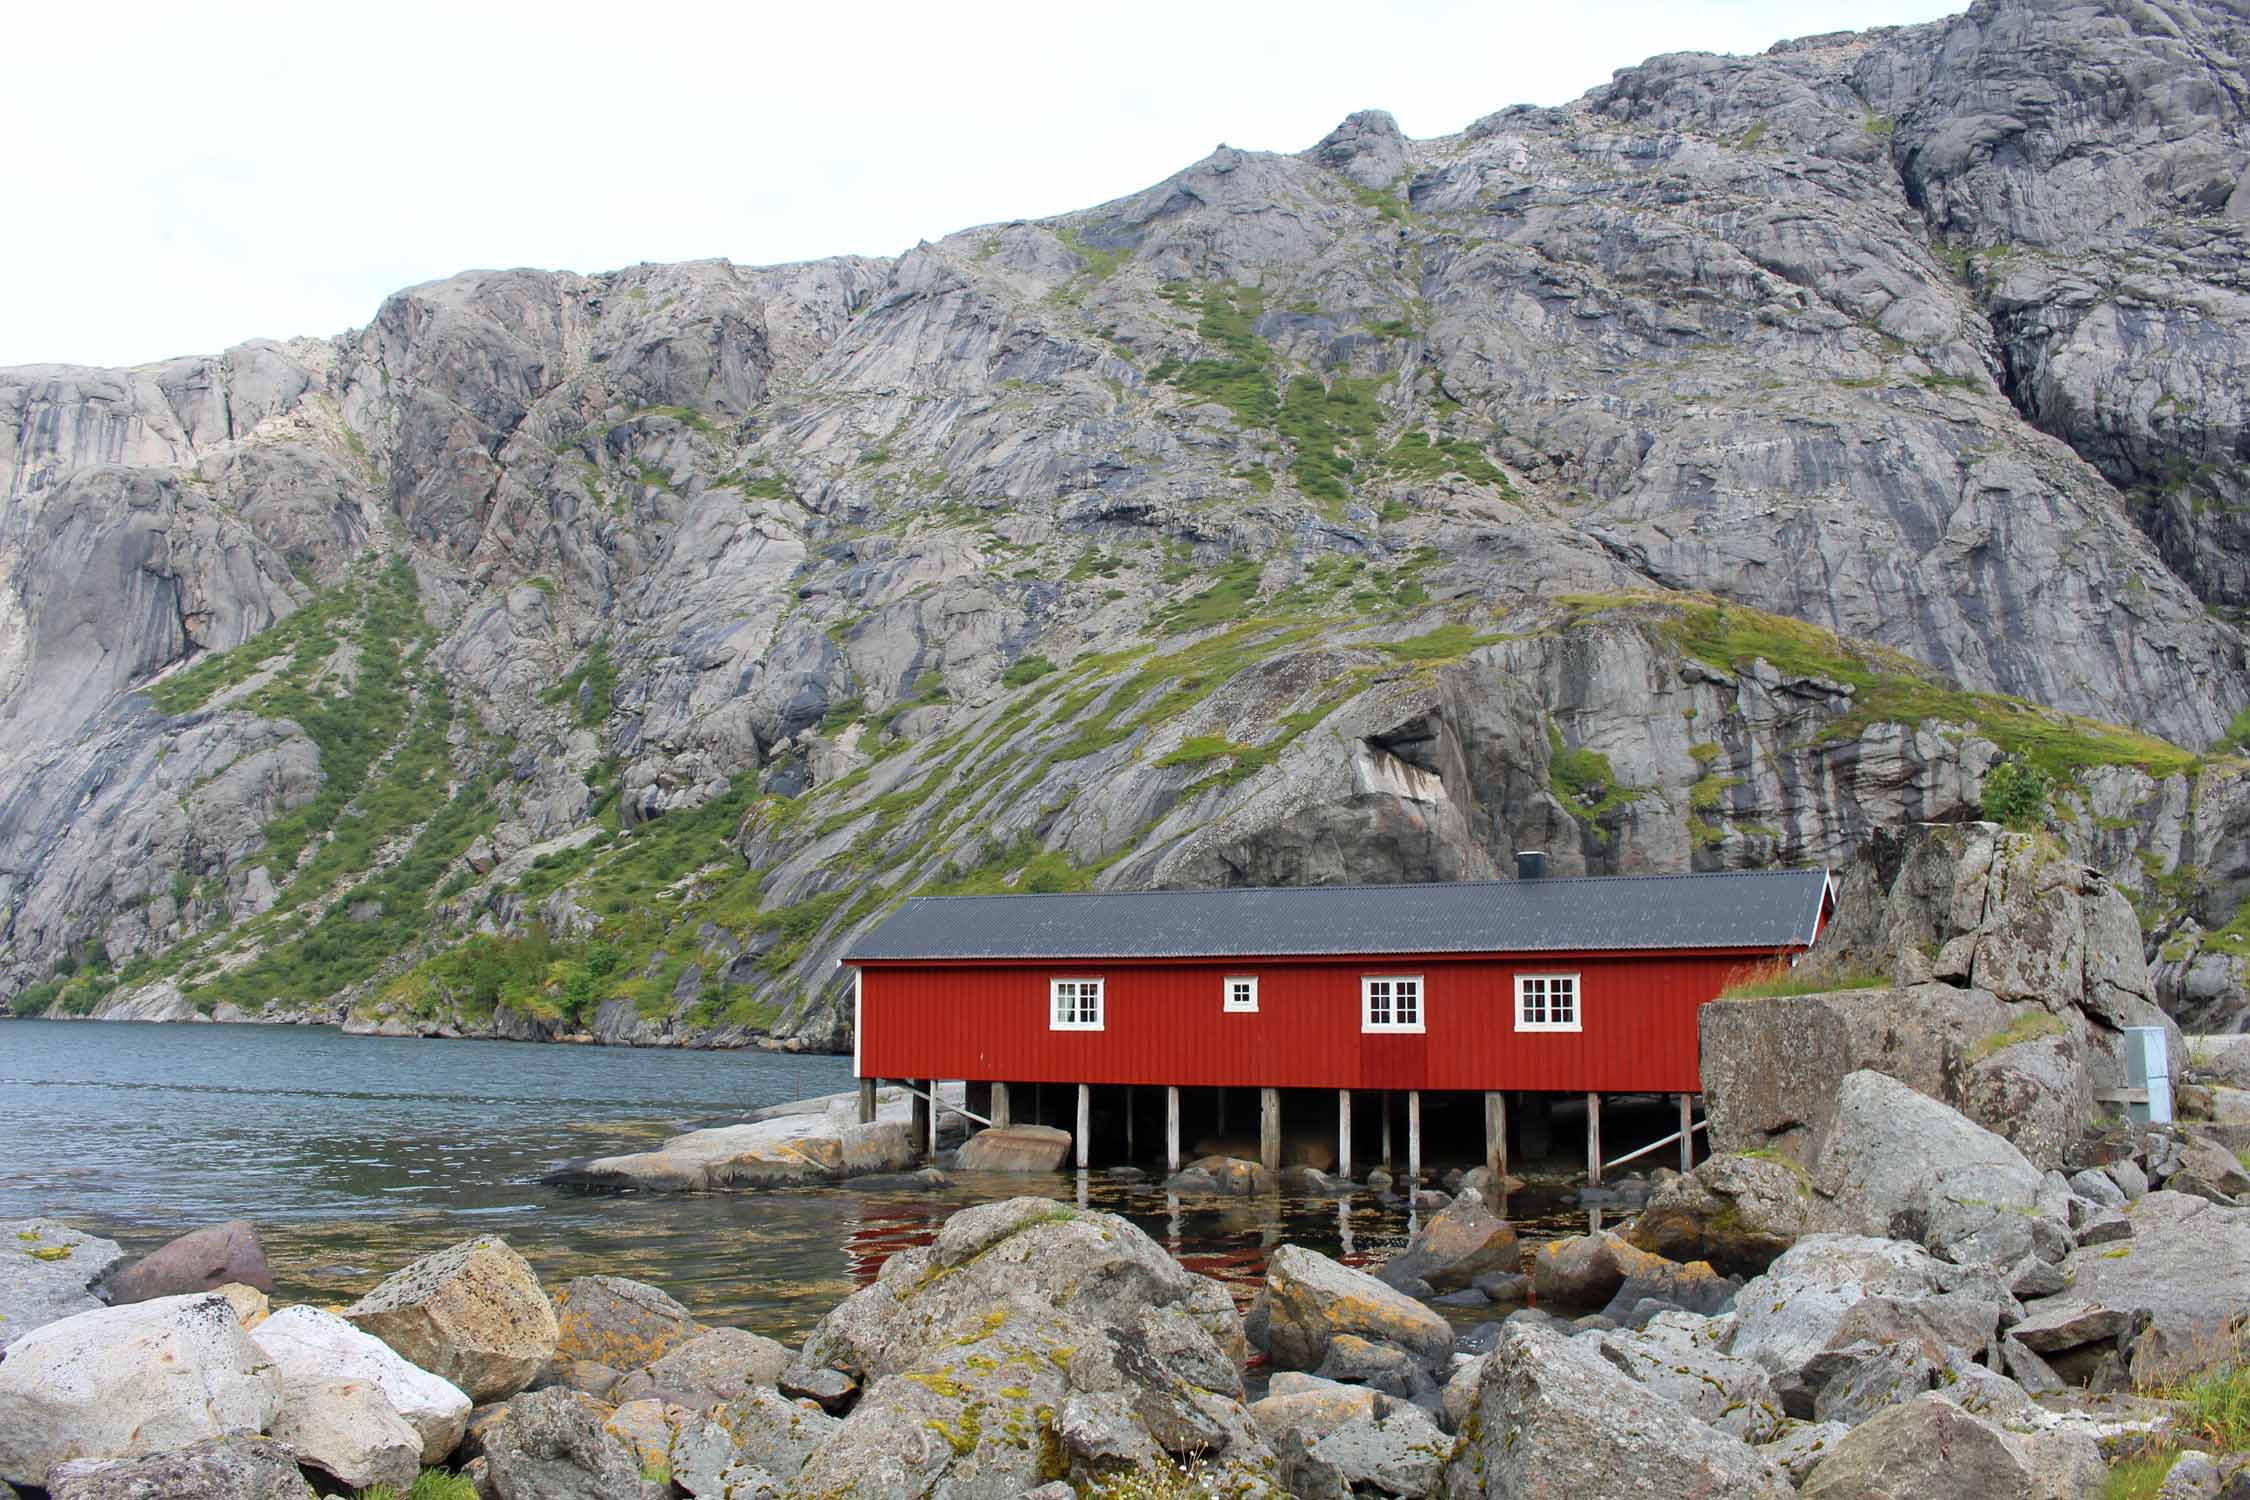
top-left (107, 1220), bottom-right (271, 1304)
top-left (1167, 1155), bottom-right (1277, 1196)
top-left (1585, 1322), bottom-right (1788, 1441)
top-left (1728, 1235), bottom-right (2011, 1389)
top-left (2159, 1452), bottom-right (2222, 1500)
top-left (1311, 1333), bottom-right (1440, 1404)
top-left (0, 1293), bottom-right (285, 1488)
top-left (1598, 1257), bottom-right (1741, 1323)
top-left (0, 1218), bottom-right (125, 1351)
top-left (629, 1326), bottom-right (790, 1410)
top-left (2009, 1191), bottom-right (2250, 1384)
top-left (43, 1436), bottom-right (316, 1500)
top-left (1628, 1152), bottom-right (1819, 1274)
top-left (551, 1274), bottom-right (703, 1369)
top-left (1807, 1340), bottom-right (1943, 1425)
top-left (1756, 1420), bottom-right (1852, 1486)
top-left (794, 1197), bottom-right (1243, 1386)
top-left (953, 1123), bottom-right (1073, 1173)
top-left (1252, 1244), bottom-right (1453, 1374)
top-left (252, 1304), bottom-right (473, 1465)
top-left (603, 1397), bottom-right (686, 1475)
top-left (1441, 1321), bottom-right (1794, 1500)
top-left (548, 1119), bottom-right (918, 1193)
top-left (266, 1377), bottom-right (421, 1493)
top-left (214, 1283), bottom-right (270, 1330)
top-left (1529, 1230), bottom-right (1672, 1309)
top-left (1249, 1380), bottom-right (1448, 1498)
top-left (1376, 1190), bottom-right (1519, 1293)
top-left (1810, 1070), bottom-right (2048, 1262)
top-left (484, 1387), bottom-right (652, 1500)
top-left (670, 1387), bottom-right (839, 1493)
top-left (342, 1235), bottom-right (560, 1401)
top-left (1799, 1391), bottom-right (2104, 1499)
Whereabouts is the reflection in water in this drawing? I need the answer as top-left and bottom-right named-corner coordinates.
top-left (2, 1020), bottom-right (1611, 1344)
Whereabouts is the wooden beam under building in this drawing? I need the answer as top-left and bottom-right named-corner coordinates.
top-left (1260, 1088), bottom-right (1281, 1172)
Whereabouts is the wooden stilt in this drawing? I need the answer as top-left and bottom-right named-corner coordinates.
top-left (1216, 1088), bottom-right (1229, 1137)
top-left (1338, 1089), bottom-right (1352, 1181)
top-left (858, 1078), bottom-right (877, 1126)
top-left (1034, 1083), bottom-right (1043, 1128)
top-left (911, 1081), bottom-right (931, 1161)
top-left (992, 1081), bottom-right (1011, 1129)
top-left (1586, 1091), bottom-right (1603, 1186)
top-left (1407, 1090), bottom-right (1422, 1185)
top-left (1166, 1086), bottom-right (1181, 1173)
top-left (1484, 1091), bottom-right (1508, 1188)
top-left (1380, 1092), bottom-right (1394, 1169)
top-left (1678, 1092), bottom-right (1694, 1173)
top-left (1125, 1086), bottom-right (1136, 1163)
top-left (928, 1081), bottom-right (941, 1158)
top-left (1260, 1087), bottom-right (1281, 1172)
top-left (1076, 1084), bottom-right (1091, 1170)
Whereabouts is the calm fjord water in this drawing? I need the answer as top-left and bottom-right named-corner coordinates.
top-left (0, 1020), bottom-right (1596, 1342)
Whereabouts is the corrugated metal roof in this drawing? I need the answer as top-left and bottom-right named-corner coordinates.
top-left (844, 868), bottom-right (1833, 962)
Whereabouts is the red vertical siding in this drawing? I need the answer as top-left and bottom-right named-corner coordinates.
top-left (856, 951), bottom-right (1777, 1093)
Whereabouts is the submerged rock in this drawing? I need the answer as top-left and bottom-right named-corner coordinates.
top-left (1376, 1189), bottom-right (1520, 1293)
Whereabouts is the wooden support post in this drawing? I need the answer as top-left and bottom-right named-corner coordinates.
top-left (928, 1081), bottom-right (942, 1159)
top-left (1338, 1089), bottom-right (1352, 1181)
top-left (1678, 1093), bottom-right (1694, 1173)
top-left (1260, 1088), bottom-right (1281, 1172)
top-left (1166, 1086), bottom-right (1181, 1173)
top-left (991, 1082), bottom-right (1011, 1129)
top-left (1407, 1090), bottom-right (1422, 1185)
top-left (1484, 1091), bottom-right (1508, 1188)
top-left (1076, 1084), bottom-right (1091, 1170)
top-left (1034, 1083), bottom-right (1043, 1127)
top-left (1586, 1091), bottom-right (1603, 1186)
top-left (1381, 1092), bottom-right (1393, 1169)
top-left (858, 1078), bottom-right (877, 1126)
top-left (1216, 1088), bottom-right (1229, 1137)
top-left (911, 1082), bottom-right (931, 1161)
top-left (1126, 1086), bottom-right (1136, 1163)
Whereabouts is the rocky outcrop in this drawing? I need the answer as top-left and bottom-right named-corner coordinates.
top-left (0, 1293), bottom-right (285, 1488)
top-left (340, 1235), bottom-right (559, 1403)
top-left (1705, 823), bottom-right (2182, 1171)
top-left (546, 1115), bottom-right (921, 1194)
top-left (9, 2), bottom-right (2250, 1046)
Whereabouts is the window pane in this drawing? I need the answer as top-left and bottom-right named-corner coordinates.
top-left (1398, 979), bottom-right (1419, 1024)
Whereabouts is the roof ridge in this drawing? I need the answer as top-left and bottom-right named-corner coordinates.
top-left (900, 867), bottom-right (1827, 904)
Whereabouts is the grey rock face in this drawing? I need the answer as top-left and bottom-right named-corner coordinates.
top-left (482, 1386), bottom-right (649, 1500)
top-left (8, 4), bottom-right (2250, 1042)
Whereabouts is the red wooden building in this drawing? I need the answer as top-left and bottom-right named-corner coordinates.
top-left (844, 862), bottom-right (1833, 1181)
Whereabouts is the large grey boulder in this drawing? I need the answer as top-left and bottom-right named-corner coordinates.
top-left (1811, 1070), bottom-right (2049, 1263)
top-left (106, 1220), bottom-right (272, 1304)
top-left (483, 1387), bottom-right (655, 1500)
top-left (1799, 1391), bottom-right (2105, 1499)
top-left (1728, 1235), bottom-right (2011, 1390)
top-left (1249, 1379), bottom-right (1449, 1498)
top-left (1441, 1321), bottom-right (1794, 1500)
top-left (1586, 1321), bottom-right (1788, 1441)
top-left (342, 1235), bottom-right (560, 1402)
top-left (625, 1326), bottom-right (790, 1410)
top-left (1629, 1152), bottom-right (1821, 1275)
top-left (43, 1436), bottom-right (316, 1500)
top-left (669, 1387), bottom-right (839, 1494)
top-left (0, 1293), bottom-right (285, 1488)
top-left (251, 1304), bottom-right (472, 1465)
top-left (266, 1377), bottom-right (421, 1493)
top-left (1252, 1244), bottom-right (1453, 1373)
top-left (0, 1218), bottom-right (125, 1351)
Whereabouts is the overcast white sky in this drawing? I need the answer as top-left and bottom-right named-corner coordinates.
top-left (1, 0), bottom-right (1960, 369)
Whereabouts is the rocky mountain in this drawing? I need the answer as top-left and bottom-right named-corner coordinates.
top-left (5, 0), bottom-right (2250, 1048)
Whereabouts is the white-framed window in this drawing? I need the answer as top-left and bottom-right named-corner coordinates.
top-left (1224, 976), bottom-right (1259, 1013)
top-left (1051, 977), bottom-right (1104, 1031)
top-left (1515, 972), bottom-right (1580, 1032)
top-left (1361, 975), bottom-right (1424, 1033)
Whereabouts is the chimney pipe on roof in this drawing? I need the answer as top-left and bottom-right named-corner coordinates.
top-left (1516, 850), bottom-right (1548, 881)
